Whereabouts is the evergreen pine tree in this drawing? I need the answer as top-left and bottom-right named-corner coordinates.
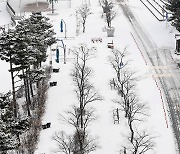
top-left (0, 92), bottom-right (18, 153)
top-left (166, 0), bottom-right (180, 31)
top-left (0, 92), bottom-right (30, 153)
top-left (0, 28), bottom-right (33, 117)
top-left (0, 29), bottom-right (19, 118)
top-left (16, 12), bottom-right (56, 68)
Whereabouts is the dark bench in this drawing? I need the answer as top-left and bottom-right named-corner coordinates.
top-left (107, 40), bottom-right (114, 49)
top-left (49, 81), bottom-right (57, 87)
top-left (52, 68), bottom-right (60, 73)
top-left (42, 122), bottom-right (51, 129)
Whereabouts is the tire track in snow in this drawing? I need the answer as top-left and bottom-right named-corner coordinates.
top-left (117, 0), bottom-right (180, 152)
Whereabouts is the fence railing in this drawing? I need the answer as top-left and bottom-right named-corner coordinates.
top-left (11, 16), bottom-right (16, 25)
top-left (6, 1), bottom-right (25, 22)
top-left (7, 1), bottom-right (15, 15)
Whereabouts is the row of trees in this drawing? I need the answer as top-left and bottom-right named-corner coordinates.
top-left (0, 12), bottom-right (56, 153)
top-left (109, 48), bottom-right (155, 154)
top-left (69, 0), bottom-right (116, 35)
top-left (53, 47), bottom-right (155, 154)
top-left (0, 12), bottom-right (56, 117)
top-left (53, 45), bottom-right (102, 154)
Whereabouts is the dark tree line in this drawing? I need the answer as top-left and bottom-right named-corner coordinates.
top-left (0, 12), bottom-right (56, 153)
top-left (0, 12), bottom-right (56, 118)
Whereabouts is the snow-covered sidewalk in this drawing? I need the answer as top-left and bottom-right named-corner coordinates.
top-left (0, 0), bottom-right (178, 153)
top-left (34, 0), bottom-right (178, 154)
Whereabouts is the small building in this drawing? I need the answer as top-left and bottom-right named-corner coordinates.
top-left (175, 34), bottom-right (180, 55)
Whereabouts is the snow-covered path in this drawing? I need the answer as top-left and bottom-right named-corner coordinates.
top-left (34, 0), bottom-right (177, 154)
top-left (0, 0), bottom-right (178, 153)
top-left (0, 1), bottom-right (11, 26)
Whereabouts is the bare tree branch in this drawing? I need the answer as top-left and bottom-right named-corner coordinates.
top-left (77, 4), bottom-right (92, 33)
top-left (129, 131), bottom-right (155, 154)
top-left (53, 131), bottom-right (74, 154)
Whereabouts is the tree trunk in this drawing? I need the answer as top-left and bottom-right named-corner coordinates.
top-left (107, 22), bottom-right (110, 27)
top-left (83, 22), bottom-right (85, 33)
top-left (80, 139), bottom-right (83, 154)
top-left (80, 87), bottom-right (84, 129)
top-left (133, 147), bottom-right (138, 154)
top-left (129, 120), bottom-right (134, 143)
top-left (124, 147), bottom-right (127, 154)
top-left (125, 99), bottom-right (129, 118)
top-left (25, 69), bottom-right (32, 105)
top-left (79, 130), bottom-right (84, 154)
top-left (9, 55), bottom-right (17, 118)
top-left (29, 80), bottom-right (34, 98)
top-left (22, 69), bottom-right (31, 116)
top-left (52, 0), bottom-right (54, 13)
top-left (80, 107), bottom-right (83, 129)
top-left (28, 67), bottom-right (34, 98)
top-left (80, 58), bottom-right (85, 129)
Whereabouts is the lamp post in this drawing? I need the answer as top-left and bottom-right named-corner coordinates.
top-left (57, 39), bottom-right (66, 64)
top-left (60, 19), bottom-right (67, 38)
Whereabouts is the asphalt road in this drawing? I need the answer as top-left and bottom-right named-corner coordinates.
top-left (117, 0), bottom-right (180, 152)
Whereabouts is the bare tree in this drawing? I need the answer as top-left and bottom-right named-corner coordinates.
top-left (60, 106), bottom-right (97, 131)
top-left (116, 93), bottom-right (148, 143)
top-left (112, 70), bottom-right (136, 118)
top-left (47, 0), bottom-right (58, 14)
top-left (77, 5), bottom-right (92, 33)
top-left (73, 129), bottom-right (99, 154)
top-left (109, 48), bottom-right (136, 117)
top-left (123, 131), bottom-right (155, 154)
top-left (58, 106), bottom-right (99, 154)
top-left (127, 97), bottom-right (148, 143)
top-left (110, 48), bottom-right (149, 143)
top-left (130, 131), bottom-right (155, 154)
top-left (100, 0), bottom-right (116, 27)
top-left (119, 146), bottom-right (127, 154)
top-left (120, 131), bottom-right (155, 154)
top-left (55, 44), bottom-right (102, 154)
top-left (71, 45), bottom-right (102, 129)
top-left (53, 131), bottom-right (74, 154)
top-left (109, 48), bottom-right (129, 93)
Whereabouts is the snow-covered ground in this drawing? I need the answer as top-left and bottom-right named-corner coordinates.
top-left (0, 1), bottom-right (11, 25)
top-left (0, 0), bottom-right (12, 93)
top-left (0, 0), bottom-right (179, 153)
top-left (7, 0), bottom-right (72, 12)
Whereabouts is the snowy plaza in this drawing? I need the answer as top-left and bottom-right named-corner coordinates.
top-left (0, 0), bottom-right (180, 153)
